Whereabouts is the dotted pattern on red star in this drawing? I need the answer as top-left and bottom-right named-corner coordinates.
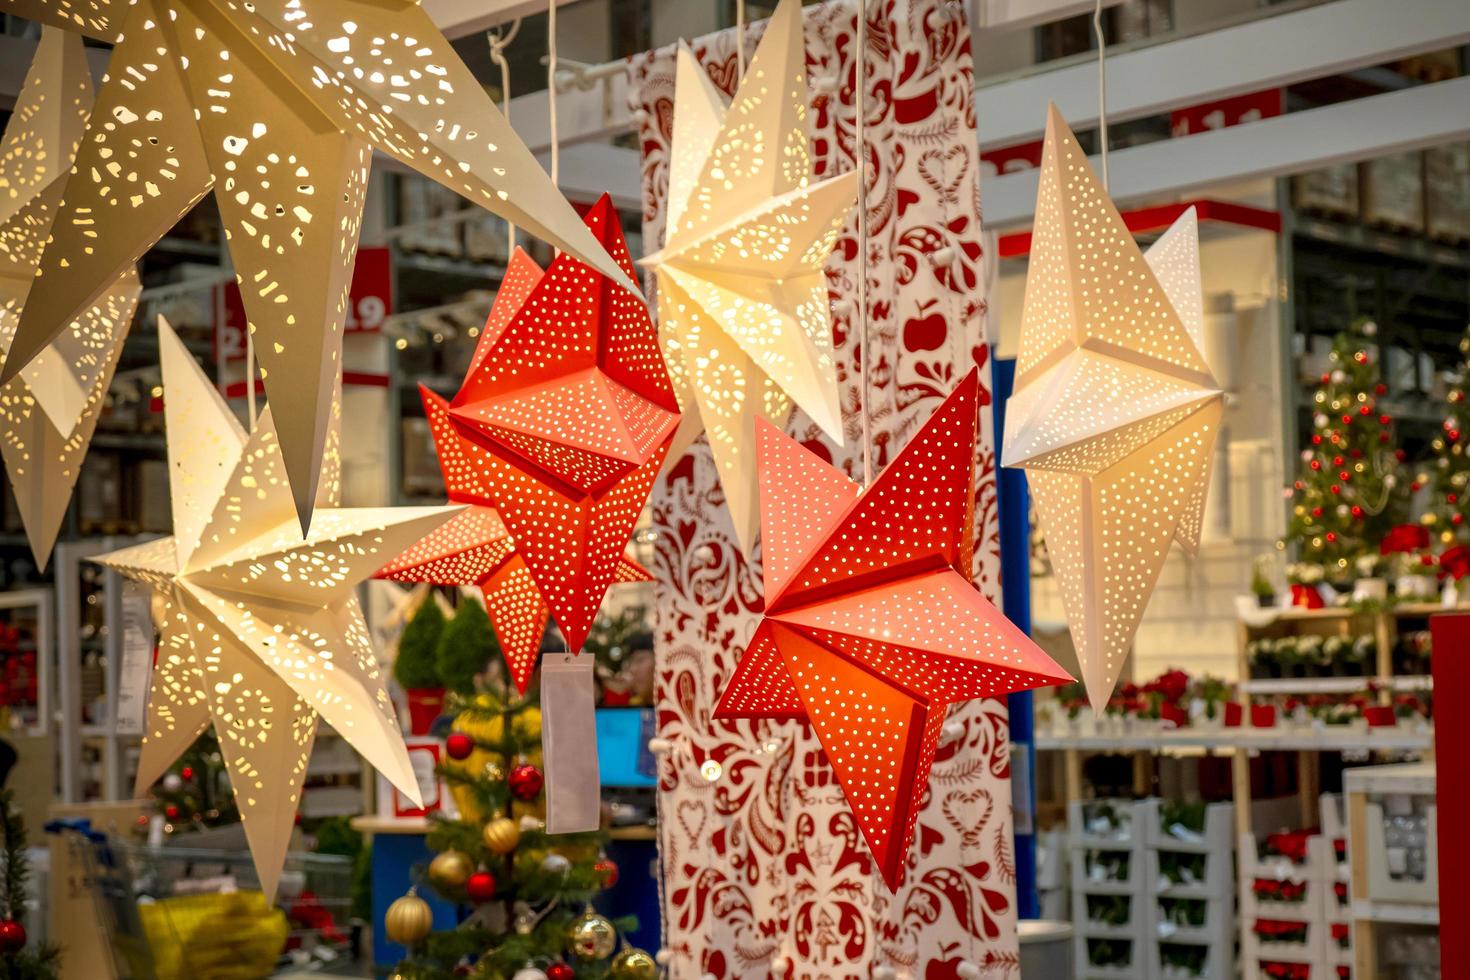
top-left (714, 370), bottom-right (1072, 891)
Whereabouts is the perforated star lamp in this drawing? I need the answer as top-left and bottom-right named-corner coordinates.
top-left (639, 0), bottom-right (857, 553)
top-left (93, 318), bottom-right (458, 899)
top-left (377, 386), bottom-right (651, 693)
top-left (1002, 106), bottom-right (1224, 714)
top-left (0, 27), bottom-right (141, 568)
top-left (447, 194), bottom-right (678, 652)
top-left (0, 0), bottom-right (638, 534)
top-left (715, 371), bottom-right (1071, 890)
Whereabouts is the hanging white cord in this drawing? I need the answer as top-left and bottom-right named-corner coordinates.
top-left (489, 19), bottom-right (522, 256)
top-left (736, 0), bottom-right (746, 78)
top-left (856, 0), bottom-right (872, 487)
top-left (244, 328), bottom-right (257, 427)
top-left (547, 0), bottom-right (560, 189)
top-left (1092, 0), bottom-right (1109, 190)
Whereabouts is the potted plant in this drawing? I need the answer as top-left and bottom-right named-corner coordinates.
top-left (1352, 553), bottom-right (1388, 602)
top-left (1296, 634), bottom-right (1328, 678)
top-left (1285, 562), bottom-right (1325, 609)
top-left (1274, 637), bottom-right (1304, 679)
top-left (1247, 638), bottom-right (1279, 679)
top-left (1337, 634), bottom-right (1374, 677)
top-left (1384, 524), bottom-right (1436, 599)
top-left (1054, 681), bottom-right (1089, 733)
top-left (1251, 554), bottom-right (1278, 608)
top-left (1189, 675), bottom-right (1231, 728)
top-left (436, 598), bottom-right (499, 697)
top-left (394, 597), bottom-right (447, 735)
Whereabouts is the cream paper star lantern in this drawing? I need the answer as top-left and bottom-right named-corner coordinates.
top-left (640, 0), bottom-right (857, 552)
top-left (0, 26), bottom-right (141, 568)
top-left (94, 317), bottom-right (458, 898)
top-left (1002, 106), bottom-right (1224, 713)
top-left (0, 0), bottom-right (638, 535)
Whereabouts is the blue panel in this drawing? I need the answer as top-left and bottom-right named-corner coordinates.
top-left (597, 708), bottom-right (658, 787)
top-left (370, 831), bottom-right (459, 970)
top-left (991, 350), bottom-right (1040, 920)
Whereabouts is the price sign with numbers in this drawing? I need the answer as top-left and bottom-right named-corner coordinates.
top-left (214, 247), bottom-right (392, 361)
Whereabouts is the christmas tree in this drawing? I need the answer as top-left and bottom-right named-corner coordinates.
top-left (1284, 319), bottom-right (1405, 573)
top-left (386, 680), bottom-right (650, 980)
top-left (1419, 326), bottom-right (1470, 546)
top-left (138, 732), bottom-right (240, 835)
top-left (0, 791), bottom-right (60, 979)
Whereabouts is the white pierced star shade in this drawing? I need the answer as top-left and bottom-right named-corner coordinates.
top-left (0, 0), bottom-right (638, 536)
top-left (0, 26), bottom-right (141, 569)
top-left (1002, 106), bottom-right (1224, 714)
top-left (94, 317), bottom-right (458, 899)
top-left (640, 0), bottom-right (857, 553)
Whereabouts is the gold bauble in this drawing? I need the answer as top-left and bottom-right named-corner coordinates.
top-left (609, 947), bottom-right (657, 980)
top-left (483, 817), bottom-right (521, 855)
top-left (566, 910), bottom-right (617, 960)
top-left (384, 892), bottom-right (433, 945)
top-left (428, 850), bottom-right (473, 890)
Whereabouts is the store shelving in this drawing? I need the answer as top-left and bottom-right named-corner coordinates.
top-left (1069, 799), bottom-right (1150, 980)
top-left (1142, 800), bottom-right (1235, 980)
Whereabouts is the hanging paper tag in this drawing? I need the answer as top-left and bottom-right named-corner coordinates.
top-left (541, 655), bottom-right (600, 834)
top-left (115, 582), bottom-right (155, 736)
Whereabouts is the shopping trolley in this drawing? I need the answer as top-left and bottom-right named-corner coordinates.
top-left (47, 819), bottom-right (354, 980)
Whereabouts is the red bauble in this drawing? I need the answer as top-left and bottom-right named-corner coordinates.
top-left (1376, 383), bottom-right (1387, 395)
top-left (180, 766), bottom-right (194, 780)
top-left (594, 857), bottom-right (619, 888)
top-left (1325, 532), bottom-right (1337, 543)
top-left (1333, 456), bottom-right (1344, 466)
top-left (1359, 405), bottom-right (1370, 416)
top-left (1379, 415), bottom-right (1390, 425)
top-left (1330, 485), bottom-right (1341, 495)
top-left (1351, 506), bottom-right (1363, 518)
top-left (465, 870), bottom-right (497, 903)
top-left (1451, 494), bottom-right (1460, 504)
top-left (1310, 460), bottom-right (1322, 471)
top-left (1312, 507), bottom-right (1323, 518)
top-left (508, 763), bottom-right (543, 801)
top-left (548, 963), bottom-right (575, 980)
top-left (445, 732), bottom-right (474, 761)
top-left (1455, 514), bottom-right (1465, 527)
top-left (164, 805), bottom-right (180, 820)
top-left (0, 919), bottom-right (25, 954)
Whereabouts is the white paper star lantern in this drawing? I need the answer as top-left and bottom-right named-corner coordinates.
top-left (0, 0), bottom-right (637, 534)
top-left (1002, 106), bottom-right (1224, 713)
top-left (640, 0), bottom-right (857, 553)
top-left (94, 318), bottom-right (459, 898)
top-left (0, 26), bottom-right (141, 569)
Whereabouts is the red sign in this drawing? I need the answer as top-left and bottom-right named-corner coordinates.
top-left (980, 139), bottom-right (1043, 177)
top-left (1432, 612), bottom-right (1468, 976)
top-left (1170, 88), bottom-right (1282, 137)
top-left (213, 246), bottom-right (392, 361)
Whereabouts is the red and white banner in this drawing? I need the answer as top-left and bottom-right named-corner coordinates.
top-left (630, 2), bottom-right (1017, 976)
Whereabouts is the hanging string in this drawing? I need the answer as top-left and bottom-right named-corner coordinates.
top-left (244, 327), bottom-right (257, 427)
top-left (488, 18), bottom-right (522, 256)
top-left (856, 0), bottom-right (871, 487)
top-left (1092, 0), bottom-right (1109, 190)
top-left (547, 0), bottom-right (560, 188)
top-left (736, 0), bottom-right (746, 79)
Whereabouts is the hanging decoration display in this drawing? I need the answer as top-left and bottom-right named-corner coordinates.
top-left (635, 0), bottom-right (1023, 971)
top-left (93, 318), bottom-right (458, 899)
top-left (447, 195), bottom-right (678, 652)
top-left (1002, 106), bottom-right (1224, 713)
top-left (375, 387), bottom-right (650, 693)
top-left (716, 371), bottom-right (1069, 888)
top-left (0, 0), bottom-right (639, 536)
top-left (640, 0), bottom-right (858, 553)
top-left (0, 27), bottom-right (141, 569)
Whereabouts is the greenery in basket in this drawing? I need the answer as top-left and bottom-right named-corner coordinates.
top-left (1055, 680), bottom-right (1089, 719)
top-left (1159, 942), bottom-right (1207, 976)
top-left (1086, 938), bottom-right (1132, 968)
top-left (1157, 851), bottom-right (1208, 887)
top-left (311, 816), bottom-right (372, 922)
top-left (1159, 897), bottom-right (1207, 928)
top-left (436, 598), bottom-right (499, 697)
top-left (1085, 849), bottom-right (1132, 884)
top-left (395, 598), bottom-right (447, 690)
top-left (1085, 894), bottom-right (1131, 927)
top-left (392, 680), bottom-right (640, 980)
top-left (0, 790), bottom-right (60, 979)
top-left (1159, 800), bottom-right (1207, 836)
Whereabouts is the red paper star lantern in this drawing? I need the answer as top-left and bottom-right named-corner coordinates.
top-left (377, 388), bottom-right (650, 692)
top-left (448, 195), bottom-right (678, 650)
top-left (715, 371), bottom-right (1070, 890)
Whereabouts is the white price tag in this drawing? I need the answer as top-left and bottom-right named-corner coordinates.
top-left (115, 583), bottom-right (155, 736)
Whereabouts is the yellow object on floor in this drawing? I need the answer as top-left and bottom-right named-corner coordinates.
top-left (135, 891), bottom-right (288, 980)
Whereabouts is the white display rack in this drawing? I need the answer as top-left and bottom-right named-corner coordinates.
top-left (1142, 801), bottom-right (1235, 980)
top-left (1239, 795), bottom-right (1354, 980)
top-left (1070, 799), bottom-right (1150, 980)
top-left (1037, 827), bottom-right (1070, 921)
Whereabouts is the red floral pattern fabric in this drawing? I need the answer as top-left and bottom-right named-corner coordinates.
top-left (628, 2), bottom-right (1018, 977)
